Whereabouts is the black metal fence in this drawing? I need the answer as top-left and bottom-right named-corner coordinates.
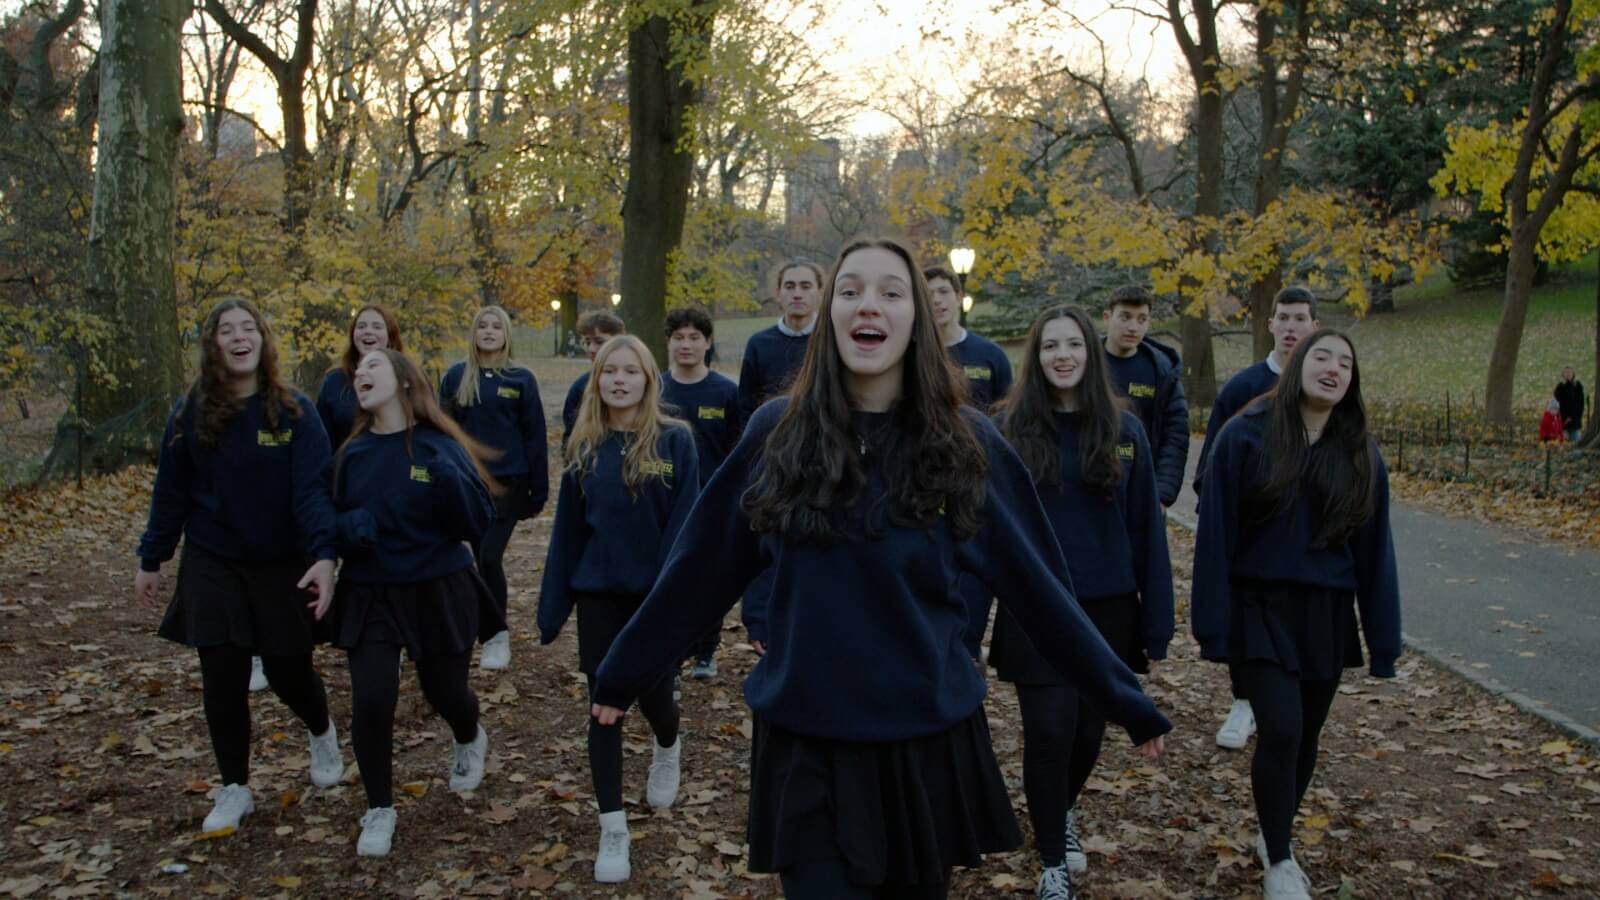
top-left (1366, 401), bottom-right (1597, 499)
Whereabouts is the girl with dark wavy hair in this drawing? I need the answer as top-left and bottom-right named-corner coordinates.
top-left (588, 239), bottom-right (1171, 899)
top-left (134, 297), bottom-right (345, 838)
top-left (327, 348), bottom-right (502, 857)
top-left (1192, 329), bottom-right (1400, 900)
top-left (317, 304), bottom-right (404, 450)
top-left (992, 306), bottom-right (1174, 899)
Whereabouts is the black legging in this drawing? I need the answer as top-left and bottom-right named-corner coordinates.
top-left (688, 624), bottom-right (721, 662)
top-left (1230, 662), bottom-right (1249, 701)
top-left (585, 673), bottom-right (679, 814)
top-left (1014, 682), bottom-right (1106, 867)
top-left (1238, 660), bottom-right (1340, 864)
top-left (348, 642), bottom-right (480, 808)
top-left (779, 858), bottom-right (949, 899)
top-left (473, 514), bottom-right (518, 621)
top-left (198, 645), bottom-right (331, 786)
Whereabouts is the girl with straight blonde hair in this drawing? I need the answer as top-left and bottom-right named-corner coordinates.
top-left (537, 334), bottom-right (701, 884)
top-left (440, 304), bottom-right (548, 670)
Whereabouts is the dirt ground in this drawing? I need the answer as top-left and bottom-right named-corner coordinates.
top-left (1, 467), bottom-right (1597, 899)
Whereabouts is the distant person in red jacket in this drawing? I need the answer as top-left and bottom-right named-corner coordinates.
top-left (1540, 399), bottom-right (1567, 443)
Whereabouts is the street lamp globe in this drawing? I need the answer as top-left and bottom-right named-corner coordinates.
top-left (949, 246), bottom-right (975, 276)
top-left (610, 293), bottom-right (622, 306)
top-left (961, 294), bottom-right (974, 314)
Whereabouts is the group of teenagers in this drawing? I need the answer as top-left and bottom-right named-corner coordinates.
top-left (134, 237), bottom-right (1399, 900)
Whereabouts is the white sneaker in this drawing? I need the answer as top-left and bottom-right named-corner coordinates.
top-left (1061, 807), bottom-right (1088, 873)
top-left (594, 810), bottom-right (631, 883)
top-left (1037, 863), bottom-right (1075, 899)
top-left (1216, 699), bottom-right (1256, 750)
top-left (308, 721), bottom-right (343, 788)
top-left (201, 783), bottom-right (254, 833)
top-left (248, 657), bottom-right (268, 692)
top-left (480, 631), bottom-right (511, 670)
top-left (646, 736), bottom-right (682, 809)
top-left (357, 807), bottom-right (396, 857)
top-left (1263, 858), bottom-right (1312, 899)
top-left (449, 725), bottom-right (488, 793)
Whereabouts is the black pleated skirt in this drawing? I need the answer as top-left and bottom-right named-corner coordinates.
top-left (748, 711), bottom-right (1022, 887)
top-left (1227, 579), bottom-right (1363, 682)
top-left (329, 566), bottom-right (504, 659)
top-left (157, 546), bottom-right (321, 655)
top-left (989, 592), bottom-right (1146, 685)
top-left (491, 473), bottom-right (534, 521)
top-left (575, 591), bottom-right (646, 676)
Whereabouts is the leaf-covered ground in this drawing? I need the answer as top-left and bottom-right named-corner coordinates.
top-left (1, 469), bottom-right (1597, 899)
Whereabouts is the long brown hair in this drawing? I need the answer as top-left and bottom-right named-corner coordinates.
top-left (997, 305), bottom-right (1124, 498)
top-left (1254, 328), bottom-right (1375, 547)
top-left (335, 349), bottom-right (502, 496)
top-left (565, 335), bottom-right (688, 493)
top-left (180, 297), bottom-right (300, 448)
top-left (339, 305), bottom-right (405, 379)
top-left (742, 238), bottom-right (988, 544)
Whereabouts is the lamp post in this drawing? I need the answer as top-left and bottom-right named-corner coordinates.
top-left (550, 299), bottom-right (562, 356)
top-left (949, 246), bottom-right (975, 325)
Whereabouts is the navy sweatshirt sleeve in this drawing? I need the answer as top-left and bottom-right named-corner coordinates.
top-left (659, 428), bottom-right (701, 566)
top-left (1194, 362), bottom-right (1275, 497)
top-left (1190, 414), bottom-right (1248, 660)
top-left (563, 374), bottom-right (588, 442)
top-left (1122, 414), bottom-right (1175, 660)
top-left (736, 338), bottom-right (764, 424)
top-left (290, 397), bottom-right (338, 562)
top-left (428, 440), bottom-right (495, 547)
top-left (316, 370), bottom-right (354, 451)
top-left (536, 466), bottom-right (590, 642)
top-left (136, 403), bottom-right (193, 571)
top-left (1153, 352), bottom-right (1189, 506)
top-left (439, 364), bottom-right (461, 410)
top-left (518, 368), bottom-right (550, 515)
top-left (958, 415), bottom-right (1173, 746)
top-left (1354, 448), bottom-right (1402, 677)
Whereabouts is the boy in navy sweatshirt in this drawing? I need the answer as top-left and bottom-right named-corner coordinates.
top-left (441, 305), bottom-right (548, 670)
top-left (1101, 285), bottom-right (1188, 507)
top-left (1194, 285), bottom-right (1319, 751)
top-left (660, 307), bottom-right (743, 679)
top-left (562, 310), bottom-right (625, 441)
top-left (1192, 330), bottom-right (1398, 900)
top-left (736, 258), bottom-right (822, 423)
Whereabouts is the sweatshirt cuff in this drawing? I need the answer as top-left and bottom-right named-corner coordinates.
top-left (1124, 707), bottom-right (1173, 747)
top-left (139, 558), bottom-right (162, 573)
top-left (590, 680), bottom-right (631, 710)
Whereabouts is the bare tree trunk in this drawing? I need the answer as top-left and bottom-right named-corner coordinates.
top-left (50, 0), bottom-right (185, 476)
top-left (619, 0), bottom-right (715, 365)
top-left (1169, 0), bottom-right (1222, 410)
top-left (1247, 0), bottom-right (1309, 359)
top-left (462, 0), bottom-right (500, 307)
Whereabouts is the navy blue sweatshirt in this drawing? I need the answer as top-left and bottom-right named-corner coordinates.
top-left (592, 400), bottom-right (1173, 745)
top-left (949, 331), bottom-right (1014, 410)
top-left (562, 373), bottom-right (589, 441)
top-left (537, 426), bottom-right (701, 641)
top-left (737, 324), bottom-right (812, 423)
top-left (315, 369), bottom-right (360, 450)
top-left (1191, 406), bottom-right (1401, 677)
top-left (661, 370), bottom-right (743, 485)
top-left (333, 426), bottom-right (493, 583)
top-left (1031, 410), bottom-right (1174, 658)
top-left (1194, 358), bottom-right (1279, 497)
top-left (138, 392), bottom-right (337, 571)
top-left (440, 363), bottom-right (549, 513)
top-left (1104, 338), bottom-right (1188, 506)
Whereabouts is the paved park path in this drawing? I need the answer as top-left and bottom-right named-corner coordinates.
top-left (1173, 437), bottom-right (1600, 741)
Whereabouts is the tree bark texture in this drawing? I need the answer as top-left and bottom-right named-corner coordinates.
top-left (67, 0), bottom-right (186, 474)
top-left (1169, 0), bottom-right (1222, 410)
top-left (1247, 0), bottom-right (1309, 360)
top-left (619, 0), bottom-right (715, 366)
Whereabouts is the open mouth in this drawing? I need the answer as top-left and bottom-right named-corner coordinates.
top-left (1316, 376), bottom-right (1339, 390)
top-left (850, 326), bottom-right (886, 350)
top-left (229, 346), bottom-right (253, 360)
top-left (1053, 365), bottom-right (1076, 380)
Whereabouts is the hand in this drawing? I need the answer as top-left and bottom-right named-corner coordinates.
top-left (134, 570), bottom-right (161, 609)
top-left (298, 559), bottom-right (336, 620)
top-left (591, 703), bottom-right (624, 726)
top-left (1137, 734), bottom-right (1166, 759)
top-left (750, 639), bottom-right (765, 657)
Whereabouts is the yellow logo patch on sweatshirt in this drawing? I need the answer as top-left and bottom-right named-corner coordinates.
top-left (963, 365), bottom-right (992, 381)
top-left (409, 465), bottom-right (432, 483)
top-left (641, 460), bottom-right (675, 477)
top-left (496, 385), bottom-right (521, 399)
top-left (1127, 382), bottom-right (1156, 398)
top-left (257, 430), bottom-right (292, 447)
top-left (1116, 442), bottom-right (1136, 460)
top-left (698, 406), bottom-right (727, 420)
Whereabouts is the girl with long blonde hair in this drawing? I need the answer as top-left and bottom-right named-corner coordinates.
top-left (537, 334), bottom-right (700, 884)
top-left (439, 304), bottom-right (549, 670)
